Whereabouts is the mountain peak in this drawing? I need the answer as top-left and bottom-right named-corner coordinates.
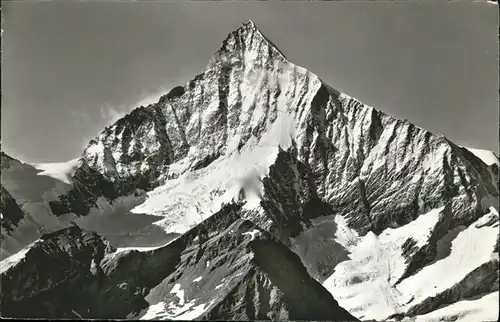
top-left (214, 20), bottom-right (288, 63)
top-left (236, 19), bottom-right (262, 37)
top-left (241, 19), bottom-right (257, 30)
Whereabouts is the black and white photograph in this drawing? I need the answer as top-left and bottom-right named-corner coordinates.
top-left (1, 1), bottom-right (499, 321)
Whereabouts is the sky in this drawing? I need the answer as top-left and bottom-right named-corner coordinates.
top-left (1, 1), bottom-right (498, 162)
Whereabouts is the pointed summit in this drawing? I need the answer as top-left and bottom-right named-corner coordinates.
top-left (242, 19), bottom-right (257, 30)
top-left (214, 20), bottom-right (288, 64)
top-left (235, 19), bottom-right (261, 37)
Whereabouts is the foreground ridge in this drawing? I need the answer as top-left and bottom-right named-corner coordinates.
top-left (1, 206), bottom-right (358, 321)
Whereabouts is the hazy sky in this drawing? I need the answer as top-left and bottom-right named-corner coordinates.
top-left (2, 1), bottom-right (498, 162)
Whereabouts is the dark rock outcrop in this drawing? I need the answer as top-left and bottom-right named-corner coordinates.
top-left (0, 184), bottom-right (24, 233)
top-left (1, 225), bottom-right (115, 318)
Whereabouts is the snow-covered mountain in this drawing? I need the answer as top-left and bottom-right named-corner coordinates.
top-left (1, 21), bottom-right (498, 321)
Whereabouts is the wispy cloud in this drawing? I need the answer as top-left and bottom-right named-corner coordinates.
top-left (100, 105), bottom-right (125, 125)
top-left (71, 76), bottom-right (188, 159)
top-left (74, 81), bottom-right (187, 153)
top-left (99, 83), bottom-right (183, 126)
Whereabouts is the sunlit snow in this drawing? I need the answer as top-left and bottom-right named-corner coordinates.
top-left (140, 283), bottom-right (214, 320)
top-left (170, 283), bottom-right (185, 306)
top-left (395, 209), bottom-right (499, 305)
top-left (31, 158), bottom-right (80, 185)
top-left (0, 240), bottom-right (39, 274)
top-left (130, 111), bottom-right (299, 235)
top-left (141, 300), bottom-right (213, 321)
top-left (464, 146), bottom-right (499, 166)
top-left (115, 245), bottom-right (166, 254)
top-left (324, 207), bottom-right (499, 321)
top-left (242, 229), bottom-right (260, 241)
top-left (324, 207), bottom-right (443, 320)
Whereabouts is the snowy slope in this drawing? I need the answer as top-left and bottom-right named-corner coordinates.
top-left (1, 153), bottom-right (173, 259)
top-left (323, 208), bottom-right (443, 320)
top-left (395, 208), bottom-right (498, 305)
top-left (0, 240), bottom-right (40, 274)
top-left (463, 146), bottom-right (499, 166)
top-left (324, 207), bottom-right (499, 321)
top-left (130, 111), bottom-right (298, 234)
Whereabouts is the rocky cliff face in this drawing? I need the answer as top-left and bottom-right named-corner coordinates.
top-left (66, 21), bottom-right (497, 233)
top-left (48, 105), bottom-right (173, 217)
top-left (1, 20), bottom-right (498, 321)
